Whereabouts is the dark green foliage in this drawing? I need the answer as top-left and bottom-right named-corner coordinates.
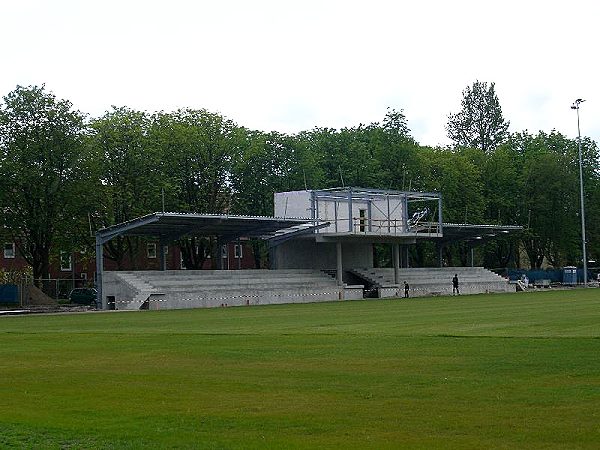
top-left (149, 109), bottom-right (242, 268)
top-left (502, 131), bottom-right (590, 268)
top-left (0, 85), bottom-right (89, 280)
top-left (0, 83), bottom-right (599, 271)
top-left (446, 80), bottom-right (510, 152)
top-left (88, 107), bottom-right (164, 268)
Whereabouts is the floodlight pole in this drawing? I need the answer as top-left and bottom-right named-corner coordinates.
top-left (571, 99), bottom-right (587, 286)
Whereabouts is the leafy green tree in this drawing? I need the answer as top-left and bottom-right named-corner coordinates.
top-left (230, 130), bottom-right (302, 268)
top-left (374, 108), bottom-right (420, 191)
top-left (150, 109), bottom-right (241, 269)
top-left (0, 85), bottom-right (88, 281)
top-left (418, 147), bottom-right (486, 265)
top-left (446, 81), bottom-right (510, 152)
top-left (502, 131), bottom-right (581, 268)
top-left (301, 125), bottom-right (380, 189)
top-left (232, 130), bottom-right (299, 216)
top-left (478, 145), bottom-right (523, 268)
top-left (89, 107), bottom-right (163, 269)
top-left (297, 109), bottom-right (416, 191)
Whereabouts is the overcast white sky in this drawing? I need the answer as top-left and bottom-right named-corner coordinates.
top-left (1, 0), bottom-right (598, 147)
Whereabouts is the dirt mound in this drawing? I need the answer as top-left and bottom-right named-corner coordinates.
top-left (27, 285), bottom-right (57, 305)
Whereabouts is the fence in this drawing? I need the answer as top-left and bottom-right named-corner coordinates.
top-left (37, 278), bottom-right (94, 300)
top-left (0, 271), bottom-right (97, 307)
top-left (499, 268), bottom-right (593, 284)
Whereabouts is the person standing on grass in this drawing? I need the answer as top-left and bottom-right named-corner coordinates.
top-left (452, 274), bottom-right (459, 295)
top-left (404, 281), bottom-right (409, 298)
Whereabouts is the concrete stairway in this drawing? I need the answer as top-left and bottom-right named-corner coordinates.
top-left (349, 267), bottom-right (513, 298)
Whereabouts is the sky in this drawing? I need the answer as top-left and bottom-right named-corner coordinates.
top-left (1, 0), bottom-right (598, 147)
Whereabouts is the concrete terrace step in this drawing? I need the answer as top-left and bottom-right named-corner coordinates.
top-left (121, 272), bottom-right (333, 282)
top-left (381, 280), bottom-right (506, 289)
top-left (119, 272), bottom-right (336, 290)
top-left (106, 269), bottom-right (347, 310)
top-left (367, 276), bottom-right (502, 283)
top-left (121, 269), bottom-right (323, 277)
top-left (140, 274), bottom-right (333, 282)
top-left (156, 286), bottom-right (341, 296)
top-left (145, 275), bottom-right (334, 284)
top-left (350, 267), bottom-right (507, 290)
top-left (362, 270), bottom-right (500, 277)
top-left (149, 281), bottom-right (337, 291)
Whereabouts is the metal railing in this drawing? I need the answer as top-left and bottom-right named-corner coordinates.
top-left (315, 217), bottom-right (441, 235)
top-left (350, 218), bottom-right (441, 235)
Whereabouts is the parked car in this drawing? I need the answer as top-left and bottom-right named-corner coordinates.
top-left (68, 288), bottom-right (97, 305)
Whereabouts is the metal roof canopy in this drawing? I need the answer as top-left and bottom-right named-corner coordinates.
top-left (312, 186), bottom-right (441, 202)
top-left (96, 212), bottom-right (315, 244)
top-left (95, 212), bottom-right (318, 310)
top-left (439, 223), bottom-right (522, 246)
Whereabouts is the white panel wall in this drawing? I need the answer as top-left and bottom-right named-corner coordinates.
top-left (274, 190), bottom-right (407, 234)
top-left (316, 198), bottom-right (370, 233)
top-left (274, 191), bottom-right (312, 219)
top-left (370, 197), bottom-right (404, 232)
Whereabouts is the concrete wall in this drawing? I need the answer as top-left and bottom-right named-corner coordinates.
top-left (378, 281), bottom-right (514, 298)
top-left (102, 271), bottom-right (144, 310)
top-left (148, 285), bottom-right (364, 310)
top-left (272, 239), bottom-right (373, 270)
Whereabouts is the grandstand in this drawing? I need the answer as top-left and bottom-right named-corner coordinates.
top-left (350, 267), bottom-right (512, 298)
top-left (96, 187), bottom-right (520, 310)
top-left (104, 269), bottom-right (363, 310)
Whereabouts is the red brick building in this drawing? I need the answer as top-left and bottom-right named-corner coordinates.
top-left (1, 239), bottom-right (257, 284)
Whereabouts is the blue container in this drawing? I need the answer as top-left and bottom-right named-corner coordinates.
top-left (563, 266), bottom-right (578, 285)
top-left (0, 284), bottom-right (19, 303)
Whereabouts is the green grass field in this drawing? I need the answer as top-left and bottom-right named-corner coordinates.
top-left (1, 289), bottom-right (600, 449)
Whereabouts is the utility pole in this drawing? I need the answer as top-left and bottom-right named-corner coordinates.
top-left (571, 99), bottom-right (588, 286)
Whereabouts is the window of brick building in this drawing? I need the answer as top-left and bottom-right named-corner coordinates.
top-left (3, 242), bottom-right (15, 259)
top-left (60, 251), bottom-right (72, 271)
top-left (234, 244), bottom-right (243, 259)
top-left (147, 243), bottom-right (157, 259)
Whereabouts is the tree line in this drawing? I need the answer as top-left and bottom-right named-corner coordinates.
top-left (0, 83), bottom-right (598, 280)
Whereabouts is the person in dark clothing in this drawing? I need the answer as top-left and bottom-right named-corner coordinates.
top-left (452, 274), bottom-right (459, 295)
top-left (403, 281), bottom-right (409, 298)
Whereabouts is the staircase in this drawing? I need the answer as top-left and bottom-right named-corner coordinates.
top-left (349, 267), bottom-right (513, 298)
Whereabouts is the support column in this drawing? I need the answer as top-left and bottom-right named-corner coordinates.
top-left (336, 241), bottom-right (343, 286)
top-left (268, 243), bottom-right (276, 269)
top-left (403, 245), bottom-right (410, 268)
top-left (217, 239), bottom-right (223, 270)
top-left (334, 202), bottom-right (338, 232)
top-left (402, 194), bottom-right (409, 232)
top-left (398, 244), bottom-right (404, 268)
top-left (393, 243), bottom-right (400, 285)
top-left (95, 236), bottom-right (105, 310)
top-left (470, 247), bottom-right (475, 267)
top-left (159, 236), bottom-right (166, 271)
top-left (347, 188), bottom-right (353, 232)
